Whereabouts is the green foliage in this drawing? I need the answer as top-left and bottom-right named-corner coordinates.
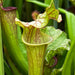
top-left (4, 61), bottom-right (13, 75)
top-left (44, 0), bottom-right (51, 4)
top-left (0, 18), bottom-right (4, 75)
top-left (42, 26), bottom-right (69, 75)
top-left (41, 26), bottom-right (70, 63)
top-left (4, 48), bottom-right (21, 75)
top-left (0, 0), bottom-right (75, 75)
top-left (15, 0), bottom-right (59, 29)
top-left (66, 12), bottom-right (75, 41)
top-left (26, 0), bottom-right (49, 7)
top-left (15, 1), bottom-right (67, 75)
top-left (70, 0), bottom-right (75, 6)
top-left (25, 0), bottom-right (75, 75)
top-left (58, 8), bottom-right (75, 41)
top-left (3, 0), bottom-right (12, 7)
top-left (62, 39), bottom-right (75, 75)
top-left (15, 2), bottom-right (60, 75)
top-left (58, 8), bottom-right (75, 75)
top-left (3, 0), bottom-right (23, 18)
top-left (13, 0), bottom-right (23, 18)
top-left (0, 4), bottom-right (28, 75)
top-left (59, 0), bottom-right (63, 7)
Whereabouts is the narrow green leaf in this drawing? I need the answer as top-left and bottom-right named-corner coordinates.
top-left (0, 3), bottom-right (4, 74)
top-left (26, 0), bottom-right (49, 7)
top-left (44, 0), bottom-right (51, 4)
top-left (4, 61), bottom-right (13, 75)
top-left (57, 8), bottom-right (75, 41)
top-left (26, 0), bottom-right (69, 15)
top-left (13, 0), bottom-right (23, 18)
top-left (62, 39), bottom-right (75, 75)
top-left (74, 57), bottom-right (75, 75)
top-left (66, 12), bottom-right (75, 41)
top-left (4, 48), bottom-right (21, 75)
top-left (59, 0), bottom-right (63, 7)
top-left (16, 10), bottom-right (28, 61)
top-left (0, 17), bottom-right (4, 75)
top-left (53, 0), bottom-right (59, 28)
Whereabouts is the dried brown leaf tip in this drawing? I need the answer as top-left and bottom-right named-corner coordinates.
top-left (32, 10), bottom-right (39, 20)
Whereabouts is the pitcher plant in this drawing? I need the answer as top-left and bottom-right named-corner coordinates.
top-left (15, 0), bottom-right (61, 75)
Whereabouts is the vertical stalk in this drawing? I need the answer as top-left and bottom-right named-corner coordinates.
top-left (25, 2), bottom-right (32, 21)
top-left (0, 17), bottom-right (4, 75)
top-left (53, 0), bottom-right (59, 28)
top-left (13, 0), bottom-right (23, 19)
top-left (59, 0), bottom-right (63, 7)
top-left (74, 57), bottom-right (75, 75)
top-left (63, 0), bottom-right (69, 9)
top-left (4, 61), bottom-right (13, 75)
top-left (0, 1), bottom-right (4, 74)
top-left (62, 39), bottom-right (75, 75)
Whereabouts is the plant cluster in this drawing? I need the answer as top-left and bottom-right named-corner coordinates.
top-left (0, 0), bottom-right (75, 75)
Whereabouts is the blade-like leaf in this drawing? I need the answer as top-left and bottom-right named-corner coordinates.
top-left (59, 8), bottom-right (75, 41)
top-left (44, 0), bottom-right (51, 4)
top-left (4, 61), bottom-right (13, 75)
top-left (4, 47), bottom-right (21, 75)
top-left (62, 39), bottom-right (75, 75)
top-left (66, 12), bottom-right (75, 41)
top-left (59, 0), bottom-right (63, 7)
top-left (26, 0), bottom-right (49, 7)
top-left (0, 16), bottom-right (4, 75)
top-left (13, 0), bottom-right (23, 18)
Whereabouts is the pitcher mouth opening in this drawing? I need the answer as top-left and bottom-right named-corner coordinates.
top-left (0, 3), bottom-right (17, 11)
top-left (2, 7), bottom-right (17, 11)
top-left (22, 36), bottom-right (53, 46)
